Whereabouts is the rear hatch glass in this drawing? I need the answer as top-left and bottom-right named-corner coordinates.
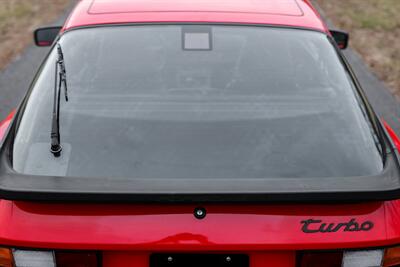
top-left (12, 25), bottom-right (383, 179)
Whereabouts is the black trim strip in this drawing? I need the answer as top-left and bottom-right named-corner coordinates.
top-left (61, 22), bottom-right (327, 35)
top-left (328, 35), bottom-right (389, 162)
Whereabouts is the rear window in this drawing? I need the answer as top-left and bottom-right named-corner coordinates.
top-left (12, 25), bottom-right (383, 179)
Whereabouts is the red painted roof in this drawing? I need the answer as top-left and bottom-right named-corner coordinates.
top-left (64, 0), bottom-right (328, 32)
top-left (89, 0), bottom-right (303, 16)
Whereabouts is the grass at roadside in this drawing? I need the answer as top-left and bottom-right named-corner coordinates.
top-left (0, 0), bottom-right (71, 70)
top-left (314, 0), bottom-right (400, 98)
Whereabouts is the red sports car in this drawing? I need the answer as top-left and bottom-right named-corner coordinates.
top-left (1, 0), bottom-right (400, 266)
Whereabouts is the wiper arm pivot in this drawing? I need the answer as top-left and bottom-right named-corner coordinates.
top-left (50, 43), bottom-right (69, 157)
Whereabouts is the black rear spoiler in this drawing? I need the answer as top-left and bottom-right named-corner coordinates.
top-left (1, 105), bottom-right (400, 203)
top-left (1, 134), bottom-right (400, 204)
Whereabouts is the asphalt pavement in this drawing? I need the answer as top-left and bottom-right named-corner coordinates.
top-left (1, 7), bottom-right (399, 134)
top-left (0, 8), bottom-right (72, 121)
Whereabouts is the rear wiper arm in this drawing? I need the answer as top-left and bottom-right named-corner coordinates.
top-left (50, 43), bottom-right (69, 157)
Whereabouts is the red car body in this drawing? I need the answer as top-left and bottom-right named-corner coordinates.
top-left (1, 0), bottom-right (400, 266)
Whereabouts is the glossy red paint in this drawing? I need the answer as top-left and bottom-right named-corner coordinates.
top-left (0, 111), bottom-right (14, 142)
top-left (0, 201), bottom-right (397, 251)
top-left (63, 0), bottom-right (328, 33)
top-left (383, 120), bottom-right (400, 151)
top-left (0, 1), bottom-right (398, 266)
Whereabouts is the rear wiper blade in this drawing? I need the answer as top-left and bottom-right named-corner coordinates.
top-left (50, 43), bottom-right (69, 157)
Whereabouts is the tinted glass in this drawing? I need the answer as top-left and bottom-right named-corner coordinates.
top-left (13, 26), bottom-right (383, 179)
